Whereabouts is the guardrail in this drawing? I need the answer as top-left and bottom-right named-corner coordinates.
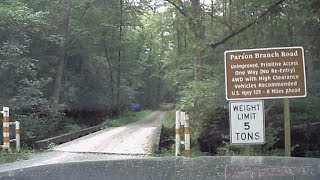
top-left (33, 124), bottom-right (104, 150)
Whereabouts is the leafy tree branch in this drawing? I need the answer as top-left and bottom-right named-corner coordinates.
top-left (210, 0), bottom-right (286, 49)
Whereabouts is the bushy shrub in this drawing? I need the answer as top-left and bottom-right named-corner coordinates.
top-left (15, 107), bottom-right (66, 147)
top-left (198, 107), bottom-right (229, 154)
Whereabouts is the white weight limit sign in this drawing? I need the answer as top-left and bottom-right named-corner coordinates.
top-left (229, 100), bottom-right (265, 144)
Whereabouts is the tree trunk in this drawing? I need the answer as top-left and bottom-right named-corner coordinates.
top-left (190, 0), bottom-right (205, 81)
top-left (223, 0), bottom-right (227, 17)
top-left (156, 77), bottom-right (161, 106)
top-left (53, 0), bottom-right (72, 110)
top-left (175, 14), bottom-right (183, 100)
top-left (304, 37), bottom-right (314, 87)
top-left (195, 40), bottom-right (205, 81)
top-left (116, 0), bottom-right (123, 113)
top-left (184, 29), bottom-right (187, 54)
top-left (211, 0), bottom-right (215, 27)
top-left (103, 35), bottom-right (115, 111)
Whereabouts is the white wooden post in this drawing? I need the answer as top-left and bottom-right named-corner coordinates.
top-left (2, 107), bottom-right (10, 150)
top-left (175, 111), bottom-right (181, 156)
top-left (185, 113), bottom-right (190, 157)
top-left (180, 111), bottom-right (185, 126)
top-left (15, 121), bottom-right (20, 152)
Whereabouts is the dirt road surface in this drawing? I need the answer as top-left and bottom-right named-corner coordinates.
top-left (53, 110), bottom-right (166, 155)
top-left (0, 109), bottom-right (168, 172)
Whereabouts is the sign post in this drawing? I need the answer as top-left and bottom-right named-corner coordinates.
top-left (225, 47), bottom-right (306, 156)
top-left (284, 98), bottom-right (291, 156)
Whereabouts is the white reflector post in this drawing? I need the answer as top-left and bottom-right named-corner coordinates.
top-left (175, 111), bottom-right (181, 156)
top-left (180, 112), bottom-right (185, 126)
top-left (15, 121), bottom-right (20, 152)
top-left (2, 107), bottom-right (10, 150)
top-left (185, 113), bottom-right (190, 157)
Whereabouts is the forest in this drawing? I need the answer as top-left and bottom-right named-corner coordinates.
top-left (0, 0), bottom-right (319, 157)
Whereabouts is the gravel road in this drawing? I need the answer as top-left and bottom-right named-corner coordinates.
top-left (0, 109), bottom-right (168, 172)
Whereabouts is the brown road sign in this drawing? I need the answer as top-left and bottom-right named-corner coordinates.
top-left (224, 47), bottom-right (306, 100)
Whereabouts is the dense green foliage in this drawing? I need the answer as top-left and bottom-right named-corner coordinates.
top-left (0, 0), bottom-right (319, 156)
top-left (0, 0), bottom-right (174, 145)
top-left (0, 149), bottom-right (31, 163)
top-left (157, 0), bottom-right (320, 156)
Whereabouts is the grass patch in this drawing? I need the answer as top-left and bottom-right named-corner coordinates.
top-left (157, 146), bottom-right (206, 157)
top-left (163, 109), bottom-right (175, 128)
top-left (104, 110), bottom-right (152, 127)
top-left (0, 149), bottom-right (31, 164)
top-left (66, 124), bottom-right (82, 133)
top-left (158, 148), bottom-right (175, 157)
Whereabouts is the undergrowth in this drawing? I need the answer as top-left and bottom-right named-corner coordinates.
top-left (0, 149), bottom-right (31, 164)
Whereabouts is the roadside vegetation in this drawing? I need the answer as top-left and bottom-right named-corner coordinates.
top-left (0, 149), bottom-right (31, 164)
top-left (159, 109), bottom-right (175, 155)
top-left (104, 110), bottom-right (152, 127)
